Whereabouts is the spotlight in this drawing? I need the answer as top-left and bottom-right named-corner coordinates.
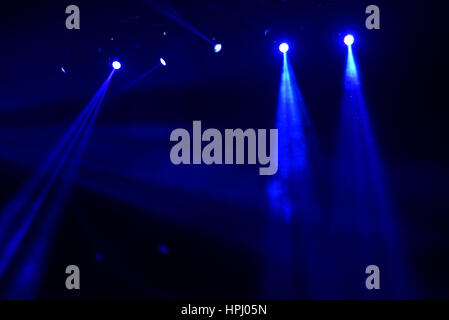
top-left (344, 34), bottom-right (354, 46)
top-left (214, 43), bottom-right (222, 53)
top-left (112, 61), bottom-right (121, 70)
top-left (160, 58), bottom-right (167, 66)
top-left (279, 43), bottom-right (289, 53)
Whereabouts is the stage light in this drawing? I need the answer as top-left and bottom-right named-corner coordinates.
top-left (112, 61), bottom-right (121, 70)
top-left (279, 43), bottom-right (289, 53)
top-left (214, 43), bottom-right (222, 53)
top-left (344, 34), bottom-right (354, 46)
top-left (160, 58), bottom-right (167, 66)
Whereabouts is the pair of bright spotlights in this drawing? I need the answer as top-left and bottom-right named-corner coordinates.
top-left (112, 58), bottom-right (167, 70)
top-left (277, 34), bottom-right (355, 53)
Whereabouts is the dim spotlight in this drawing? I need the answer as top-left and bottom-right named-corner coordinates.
top-left (344, 34), bottom-right (354, 46)
top-left (279, 43), bottom-right (289, 53)
top-left (214, 43), bottom-right (222, 53)
top-left (112, 61), bottom-right (121, 70)
top-left (160, 58), bottom-right (167, 66)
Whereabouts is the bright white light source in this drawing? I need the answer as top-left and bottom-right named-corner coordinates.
top-left (344, 34), bottom-right (354, 46)
top-left (160, 58), bottom-right (166, 66)
top-left (214, 43), bottom-right (222, 53)
top-left (279, 42), bottom-right (289, 53)
top-left (112, 61), bottom-right (121, 70)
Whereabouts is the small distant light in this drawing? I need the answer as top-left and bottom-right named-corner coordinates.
top-left (344, 34), bottom-right (354, 46)
top-left (60, 66), bottom-right (66, 74)
top-left (160, 58), bottom-right (167, 66)
top-left (214, 43), bottom-right (222, 53)
top-left (163, 31), bottom-right (167, 36)
top-left (112, 61), bottom-right (121, 70)
top-left (279, 42), bottom-right (289, 53)
top-left (158, 244), bottom-right (169, 255)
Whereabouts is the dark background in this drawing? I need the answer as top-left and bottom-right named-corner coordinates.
top-left (0, 0), bottom-right (448, 299)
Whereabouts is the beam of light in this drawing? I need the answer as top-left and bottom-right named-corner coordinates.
top-left (268, 54), bottom-right (311, 220)
top-left (262, 54), bottom-right (325, 298)
top-left (5, 84), bottom-right (111, 299)
top-left (0, 123), bottom-right (280, 291)
top-left (0, 81), bottom-right (106, 247)
top-left (0, 72), bottom-right (112, 240)
top-left (279, 42), bottom-right (289, 53)
top-left (0, 90), bottom-right (102, 285)
top-left (332, 45), bottom-right (413, 297)
top-left (119, 63), bottom-right (162, 94)
top-left (213, 43), bottom-right (222, 53)
top-left (0, 71), bottom-right (114, 298)
top-left (145, 0), bottom-right (214, 45)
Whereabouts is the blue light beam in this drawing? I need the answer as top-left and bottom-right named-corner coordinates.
top-left (0, 71), bottom-right (114, 297)
top-left (332, 44), bottom-right (413, 297)
top-left (263, 54), bottom-right (323, 299)
top-left (119, 63), bottom-right (162, 94)
top-left (145, 0), bottom-right (214, 45)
